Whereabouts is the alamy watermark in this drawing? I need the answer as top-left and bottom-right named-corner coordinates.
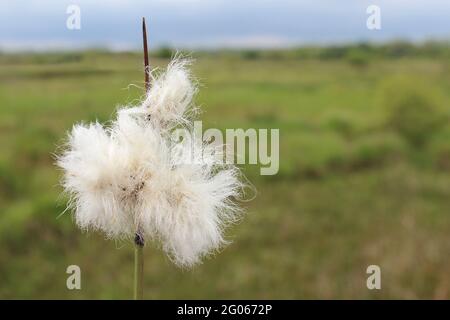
top-left (366, 5), bottom-right (381, 30)
top-left (66, 4), bottom-right (81, 30)
top-left (171, 121), bottom-right (279, 175)
top-left (66, 265), bottom-right (81, 290)
top-left (366, 265), bottom-right (381, 290)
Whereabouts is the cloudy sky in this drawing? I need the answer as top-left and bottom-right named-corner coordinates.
top-left (1, 0), bottom-right (449, 51)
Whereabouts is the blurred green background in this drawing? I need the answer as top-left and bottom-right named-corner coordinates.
top-left (0, 42), bottom-right (449, 299)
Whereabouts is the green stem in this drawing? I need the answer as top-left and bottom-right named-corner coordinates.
top-left (134, 234), bottom-right (144, 300)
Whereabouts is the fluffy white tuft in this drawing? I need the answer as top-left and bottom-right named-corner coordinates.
top-left (57, 58), bottom-right (245, 267)
top-left (121, 58), bottom-right (197, 130)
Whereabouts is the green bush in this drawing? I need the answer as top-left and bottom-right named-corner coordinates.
top-left (325, 115), bottom-right (355, 138)
top-left (350, 133), bottom-right (405, 168)
top-left (154, 46), bottom-right (173, 59)
top-left (318, 46), bottom-right (348, 60)
top-left (428, 124), bottom-right (450, 169)
top-left (382, 41), bottom-right (415, 58)
top-left (379, 77), bottom-right (445, 146)
top-left (345, 49), bottom-right (370, 67)
top-left (241, 50), bottom-right (261, 60)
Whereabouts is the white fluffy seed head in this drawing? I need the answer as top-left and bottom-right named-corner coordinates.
top-left (121, 58), bottom-right (197, 131)
top-left (57, 58), bottom-right (246, 268)
top-left (57, 122), bottom-right (135, 239)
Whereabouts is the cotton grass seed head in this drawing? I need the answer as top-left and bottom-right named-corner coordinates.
top-left (57, 58), bottom-right (246, 267)
top-left (122, 58), bottom-right (198, 131)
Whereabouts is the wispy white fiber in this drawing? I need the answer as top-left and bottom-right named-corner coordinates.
top-left (57, 59), bottom-right (244, 267)
top-left (121, 58), bottom-right (197, 130)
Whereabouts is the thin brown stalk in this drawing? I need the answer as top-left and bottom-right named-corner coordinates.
top-left (134, 17), bottom-right (150, 300)
top-left (142, 17), bottom-right (150, 92)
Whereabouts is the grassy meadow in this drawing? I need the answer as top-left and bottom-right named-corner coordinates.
top-left (0, 46), bottom-right (449, 299)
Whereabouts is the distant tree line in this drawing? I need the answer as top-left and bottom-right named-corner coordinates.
top-left (1, 40), bottom-right (448, 63)
top-left (150, 40), bottom-right (450, 61)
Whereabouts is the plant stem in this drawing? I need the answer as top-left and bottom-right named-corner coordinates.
top-left (134, 233), bottom-right (144, 300)
top-left (142, 17), bottom-right (150, 92)
top-left (133, 17), bottom-right (149, 301)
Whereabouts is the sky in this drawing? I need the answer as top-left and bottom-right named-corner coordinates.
top-left (1, 0), bottom-right (450, 51)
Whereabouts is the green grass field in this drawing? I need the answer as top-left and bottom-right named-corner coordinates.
top-left (0, 51), bottom-right (449, 299)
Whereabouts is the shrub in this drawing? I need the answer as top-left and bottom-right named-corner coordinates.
top-left (379, 77), bottom-right (445, 146)
top-left (318, 46), bottom-right (348, 60)
top-left (345, 49), bottom-right (370, 67)
top-left (154, 46), bottom-right (173, 59)
top-left (382, 41), bottom-right (415, 58)
top-left (428, 124), bottom-right (450, 170)
top-left (350, 133), bottom-right (405, 168)
top-left (325, 115), bottom-right (355, 138)
top-left (241, 50), bottom-right (261, 60)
